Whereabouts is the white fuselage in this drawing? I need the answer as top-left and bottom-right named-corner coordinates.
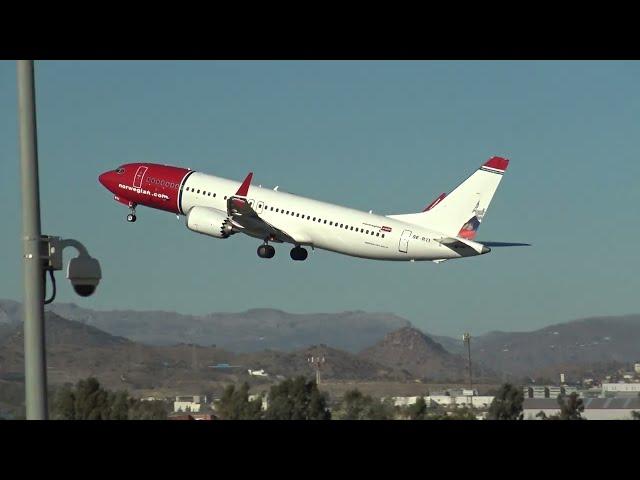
top-left (180, 172), bottom-right (476, 262)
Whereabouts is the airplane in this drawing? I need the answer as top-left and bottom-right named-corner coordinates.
top-left (98, 156), bottom-right (529, 262)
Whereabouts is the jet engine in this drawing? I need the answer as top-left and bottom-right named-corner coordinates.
top-left (186, 206), bottom-right (234, 239)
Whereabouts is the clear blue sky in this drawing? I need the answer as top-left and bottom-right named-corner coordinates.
top-left (1, 61), bottom-right (639, 337)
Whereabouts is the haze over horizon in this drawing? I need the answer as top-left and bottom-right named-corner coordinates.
top-left (2, 61), bottom-right (639, 337)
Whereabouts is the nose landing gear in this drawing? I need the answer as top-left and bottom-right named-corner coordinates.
top-left (290, 246), bottom-right (308, 261)
top-left (257, 243), bottom-right (275, 259)
top-left (126, 205), bottom-right (137, 223)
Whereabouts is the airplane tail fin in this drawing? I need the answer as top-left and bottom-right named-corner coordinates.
top-left (387, 157), bottom-right (509, 238)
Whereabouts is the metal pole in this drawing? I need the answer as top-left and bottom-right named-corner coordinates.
top-left (463, 332), bottom-right (472, 393)
top-left (467, 337), bottom-right (473, 393)
top-left (17, 60), bottom-right (48, 420)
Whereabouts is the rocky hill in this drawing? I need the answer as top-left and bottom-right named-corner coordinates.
top-left (358, 327), bottom-right (489, 382)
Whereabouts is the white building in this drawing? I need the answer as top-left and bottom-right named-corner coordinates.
top-left (174, 395), bottom-right (207, 413)
top-left (523, 397), bottom-right (640, 420)
top-left (601, 383), bottom-right (640, 395)
top-left (248, 393), bottom-right (269, 411)
top-left (391, 396), bottom-right (425, 407)
top-left (248, 369), bottom-right (269, 377)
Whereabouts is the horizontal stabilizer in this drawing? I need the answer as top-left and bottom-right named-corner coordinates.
top-left (478, 241), bottom-right (531, 247)
top-left (436, 236), bottom-right (490, 254)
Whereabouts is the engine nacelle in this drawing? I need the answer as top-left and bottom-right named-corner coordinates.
top-left (186, 206), bottom-right (234, 239)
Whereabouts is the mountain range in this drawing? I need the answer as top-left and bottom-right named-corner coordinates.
top-left (2, 299), bottom-right (640, 383)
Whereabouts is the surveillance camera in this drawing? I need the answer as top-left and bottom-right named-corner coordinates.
top-left (66, 255), bottom-right (102, 297)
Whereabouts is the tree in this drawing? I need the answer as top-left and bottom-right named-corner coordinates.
top-left (74, 377), bottom-right (111, 420)
top-left (407, 397), bottom-right (428, 420)
top-left (264, 377), bottom-right (330, 420)
top-left (53, 384), bottom-right (76, 420)
top-left (446, 406), bottom-right (477, 420)
top-left (50, 377), bottom-right (169, 420)
top-left (339, 389), bottom-right (394, 420)
top-left (486, 383), bottom-right (524, 420)
top-left (217, 383), bottom-right (263, 420)
top-left (340, 389), bottom-right (370, 420)
top-left (128, 399), bottom-right (168, 420)
top-left (557, 392), bottom-right (584, 420)
top-left (109, 391), bottom-right (130, 420)
top-left (631, 410), bottom-right (640, 420)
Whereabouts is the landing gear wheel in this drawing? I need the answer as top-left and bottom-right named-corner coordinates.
top-left (127, 213), bottom-right (137, 223)
top-left (258, 244), bottom-right (276, 259)
top-left (290, 246), bottom-right (308, 261)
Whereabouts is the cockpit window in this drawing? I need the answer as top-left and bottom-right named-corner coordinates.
top-left (116, 167), bottom-right (125, 174)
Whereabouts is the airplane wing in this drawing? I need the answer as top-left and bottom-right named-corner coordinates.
top-left (225, 172), bottom-right (302, 244)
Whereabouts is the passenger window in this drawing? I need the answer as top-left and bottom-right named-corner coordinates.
top-left (213, 193), bottom-right (216, 197)
top-left (350, 226), bottom-right (353, 230)
top-left (376, 232), bottom-right (380, 236)
top-left (224, 196), bottom-right (227, 200)
top-left (197, 190), bottom-right (200, 194)
top-left (313, 217), bottom-right (316, 221)
top-left (330, 221), bottom-right (333, 225)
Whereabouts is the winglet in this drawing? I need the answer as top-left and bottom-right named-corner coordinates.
top-left (235, 172), bottom-right (253, 196)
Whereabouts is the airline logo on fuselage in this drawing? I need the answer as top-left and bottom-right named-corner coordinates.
top-left (381, 226), bottom-right (392, 232)
top-left (118, 183), bottom-right (170, 200)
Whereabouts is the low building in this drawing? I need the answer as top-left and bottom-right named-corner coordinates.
top-left (248, 393), bottom-right (269, 411)
top-left (523, 397), bottom-right (640, 420)
top-left (548, 386), bottom-right (562, 398)
top-left (391, 396), bottom-right (423, 407)
top-left (601, 383), bottom-right (640, 395)
top-left (174, 395), bottom-right (207, 413)
top-left (169, 413), bottom-right (217, 420)
top-left (532, 386), bottom-right (547, 398)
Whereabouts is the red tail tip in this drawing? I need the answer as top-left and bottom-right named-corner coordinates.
top-left (484, 157), bottom-right (509, 171)
top-left (235, 172), bottom-right (253, 196)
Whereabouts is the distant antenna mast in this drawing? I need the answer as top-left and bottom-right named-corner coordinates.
top-left (308, 356), bottom-right (326, 385)
top-left (463, 332), bottom-right (473, 393)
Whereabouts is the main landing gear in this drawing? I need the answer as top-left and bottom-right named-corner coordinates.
top-left (290, 246), bottom-right (308, 261)
top-left (257, 243), bottom-right (275, 259)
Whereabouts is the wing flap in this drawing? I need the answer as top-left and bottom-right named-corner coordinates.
top-left (227, 196), bottom-right (300, 244)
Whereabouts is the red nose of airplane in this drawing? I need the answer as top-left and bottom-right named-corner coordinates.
top-left (98, 171), bottom-right (113, 189)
